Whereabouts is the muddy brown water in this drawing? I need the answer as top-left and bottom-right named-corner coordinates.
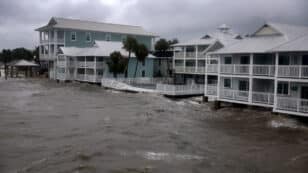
top-left (0, 79), bottom-right (308, 173)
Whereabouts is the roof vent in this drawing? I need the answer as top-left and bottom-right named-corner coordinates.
top-left (218, 24), bottom-right (231, 33)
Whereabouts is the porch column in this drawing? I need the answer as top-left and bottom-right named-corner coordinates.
top-left (195, 45), bottom-right (198, 73)
top-left (54, 30), bottom-right (58, 57)
top-left (94, 56), bottom-right (97, 83)
top-left (273, 52), bottom-right (279, 110)
top-left (217, 56), bottom-right (221, 98)
top-left (184, 46), bottom-right (186, 72)
top-left (248, 53), bottom-right (253, 103)
top-left (39, 32), bottom-right (42, 59)
top-left (84, 56), bottom-right (87, 80)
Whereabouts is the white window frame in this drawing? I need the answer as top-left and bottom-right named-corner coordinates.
top-left (105, 33), bottom-right (111, 41)
top-left (85, 32), bottom-right (91, 42)
top-left (71, 32), bottom-right (77, 41)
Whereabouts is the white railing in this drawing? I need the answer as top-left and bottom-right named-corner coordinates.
top-left (196, 67), bottom-right (205, 73)
top-left (277, 97), bottom-right (308, 113)
top-left (206, 64), bottom-right (218, 73)
top-left (57, 61), bottom-right (66, 67)
top-left (185, 66), bottom-right (196, 73)
top-left (85, 62), bottom-right (95, 68)
top-left (78, 61), bottom-right (86, 68)
top-left (206, 85), bottom-right (218, 96)
top-left (174, 52), bottom-right (184, 59)
top-left (220, 64), bottom-right (250, 75)
top-left (253, 65), bottom-right (275, 76)
top-left (157, 84), bottom-right (204, 96)
top-left (96, 62), bottom-right (104, 68)
top-left (252, 92), bottom-right (274, 105)
top-left (56, 73), bottom-right (67, 81)
top-left (186, 52), bottom-right (195, 58)
top-left (278, 65), bottom-right (308, 78)
top-left (220, 89), bottom-right (249, 102)
top-left (85, 74), bottom-right (96, 82)
top-left (197, 52), bottom-right (205, 59)
top-left (115, 77), bottom-right (172, 85)
top-left (174, 66), bottom-right (185, 73)
top-left (76, 74), bottom-right (85, 81)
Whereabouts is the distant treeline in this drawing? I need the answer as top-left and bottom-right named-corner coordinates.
top-left (0, 47), bottom-right (39, 64)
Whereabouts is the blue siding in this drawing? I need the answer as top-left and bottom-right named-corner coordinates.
top-left (64, 29), bottom-right (153, 49)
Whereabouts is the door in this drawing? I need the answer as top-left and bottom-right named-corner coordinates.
top-left (301, 86), bottom-right (308, 99)
top-left (301, 86), bottom-right (308, 112)
top-left (303, 55), bottom-right (308, 65)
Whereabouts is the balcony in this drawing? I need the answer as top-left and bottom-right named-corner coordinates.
top-left (196, 67), bottom-right (205, 73)
top-left (174, 52), bottom-right (184, 59)
top-left (156, 83), bottom-right (204, 96)
top-left (206, 64), bottom-right (218, 73)
top-left (277, 97), bottom-right (308, 114)
top-left (206, 85), bottom-right (218, 96)
top-left (85, 62), bottom-right (95, 68)
top-left (253, 65), bottom-right (275, 77)
top-left (220, 64), bottom-right (250, 75)
top-left (186, 52), bottom-right (195, 58)
top-left (57, 61), bottom-right (66, 67)
top-left (40, 38), bottom-right (65, 44)
top-left (220, 89), bottom-right (249, 102)
top-left (278, 65), bottom-right (308, 78)
top-left (185, 66), bottom-right (196, 73)
top-left (252, 92), bottom-right (274, 105)
top-left (78, 61), bottom-right (86, 68)
top-left (174, 66), bottom-right (185, 73)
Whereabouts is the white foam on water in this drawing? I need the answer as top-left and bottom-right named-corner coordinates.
top-left (140, 151), bottom-right (204, 161)
top-left (269, 118), bottom-right (306, 129)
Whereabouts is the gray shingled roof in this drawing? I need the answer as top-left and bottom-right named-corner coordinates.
top-left (36, 17), bottom-right (157, 37)
top-left (212, 22), bottom-right (308, 54)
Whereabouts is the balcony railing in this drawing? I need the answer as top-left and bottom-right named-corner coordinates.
top-left (40, 38), bottom-right (64, 44)
top-left (220, 89), bottom-right (249, 102)
top-left (85, 62), bottom-right (95, 68)
top-left (174, 66), bottom-right (185, 73)
top-left (57, 61), bottom-right (66, 67)
top-left (157, 84), bottom-right (204, 96)
top-left (186, 52), bottom-right (195, 58)
top-left (197, 52), bottom-right (205, 59)
top-left (220, 64), bottom-right (250, 75)
top-left (252, 92), bottom-right (274, 105)
top-left (174, 52), bottom-right (184, 59)
top-left (78, 61), bottom-right (86, 68)
top-left (278, 65), bottom-right (308, 78)
top-left (253, 65), bottom-right (275, 77)
top-left (196, 67), bottom-right (205, 73)
top-left (206, 64), bottom-right (218, 73)
top-left (206, 85), bottom-right (218, 96)
top-left (277, 97), bottom-right (308, 113)
top-left (185, 66), bottom-right (196, 73)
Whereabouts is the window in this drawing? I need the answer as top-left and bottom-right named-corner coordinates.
top-left (121, 35), bottom-right (126, 42)
top-left (239, 80), bottom-right (249, 91)
top-left (71, 32), bottom-right (76, 41)
top-left (279, 55), bottom-right (289, 65)
top-left (105, 34), bottom-right (111, 41)
top-left (142, 70), bottom-right (145, 77)
top-left (224, 78), bottom-right (231, 88)
top-left (224, 57), bottom-right (232, 64)
top-left (86, 32), bottom-right (91, 42)
top-left (278, 83), bottom-right (289, 95)
top-left (142, 60), bottom-right (145, 66)
top-left (240, 56), bottom-right (250, 64)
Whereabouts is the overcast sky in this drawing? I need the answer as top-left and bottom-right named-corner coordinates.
top-left (0, 0), bottom-right (307, 50)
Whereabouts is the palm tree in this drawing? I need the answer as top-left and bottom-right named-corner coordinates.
top-left (107, 51), bottom-right (127, 78)
top-left (0, 49), bottom-right (12, 80)
top-left (122, 36), bottom-right (137, 77)
top-left (134, 44), bottom-right (149, 78)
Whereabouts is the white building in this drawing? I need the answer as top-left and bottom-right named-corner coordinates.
top-left (205, 23), bottom-right (308, 117)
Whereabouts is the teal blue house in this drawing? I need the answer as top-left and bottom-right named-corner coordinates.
top-left (35, 17), bottom-right (162, 81)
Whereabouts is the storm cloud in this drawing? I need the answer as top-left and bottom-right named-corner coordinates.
top-left (0, 0), bottom-right (307, 50)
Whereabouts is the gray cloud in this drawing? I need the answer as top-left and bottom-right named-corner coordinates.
top-left (0, 0), bottom-right (307, 50)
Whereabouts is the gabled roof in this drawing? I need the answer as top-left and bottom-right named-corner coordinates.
top-left (36, 17), bottom-right (157, 37)
top-left (271, 34), bottom-right (308, 52)
top-left (173, 25), bottom-right (241, 47)
top-left (212, 22), bottom-right (308, 54)
top-left (60, 40), bottom-right (155, 58)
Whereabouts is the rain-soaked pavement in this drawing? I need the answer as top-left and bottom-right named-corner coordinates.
top-left (0, 79), bottom-right (308, 173)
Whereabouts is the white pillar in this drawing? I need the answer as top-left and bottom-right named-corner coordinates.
top-left (94, 56), bottom-right (97, 83)
top-left (54, 30), bottom-right (58, 57)
top-left (184, 46), bottom-right (186, 72)
top-left (248, 53), bottom-right (253, 103)
top-left (217, 56), bottom-right (221, 98)
top-left (273, 52), bottom-right (279, 110)
top-left (195, 45), bottom-right (198, 73)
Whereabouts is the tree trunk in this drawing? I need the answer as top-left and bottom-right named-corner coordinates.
top-left (134, 60), bottom-right (139, 78)
top-left (125, 51), bottom-right (131, 78)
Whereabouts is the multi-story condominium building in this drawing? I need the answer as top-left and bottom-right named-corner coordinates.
top-left (205, 23), bottom-right (308, 117)
top-left (35, 17), bottom-right (160, 80)
top-left (172, 24), bottom-right (242, 85)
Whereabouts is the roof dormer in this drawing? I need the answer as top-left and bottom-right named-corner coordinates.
top-left (252, 24), bottom-right (282, 37)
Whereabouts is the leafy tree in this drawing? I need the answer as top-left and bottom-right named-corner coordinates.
top-left (155, 38), bottom-right (169, 53)
top-left (133, 44), bottom-right (149, 78)
top-left (11, 48), bottom-right (33, 61)
top-left (107, 51), bottom-right (127, 78)
top-left (122, 36), bottom-right (137, 77)
top-left (0, 49), bottom-right (12, 80)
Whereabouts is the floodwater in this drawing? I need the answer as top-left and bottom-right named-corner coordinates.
top-left (0, 79), bottom-right (308, 173)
